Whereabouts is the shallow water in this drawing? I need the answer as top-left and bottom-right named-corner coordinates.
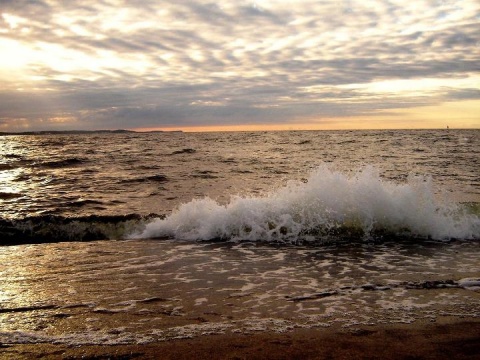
top-left (1, 239), bottom-right (479, 345)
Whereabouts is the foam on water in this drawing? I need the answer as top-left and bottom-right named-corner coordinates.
top-left (130, 165), bottom-right (480, 242)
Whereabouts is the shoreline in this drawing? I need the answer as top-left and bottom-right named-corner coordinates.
top-left (2, 239), bottom-right (479, 359)
top-left (2, 319), bottom-right (479, 359)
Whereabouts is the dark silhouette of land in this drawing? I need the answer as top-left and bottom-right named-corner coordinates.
top-left (0, 129), bottom-right (182, 136)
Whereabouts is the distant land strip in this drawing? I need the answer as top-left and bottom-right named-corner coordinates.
top-left (0, 129), bottom-right (182, 136)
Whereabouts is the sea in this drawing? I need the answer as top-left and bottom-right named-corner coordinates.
top-left (0, 129), bottom-right (479, 346)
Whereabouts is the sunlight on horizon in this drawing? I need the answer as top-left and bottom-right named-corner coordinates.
top-left (132, 99), bottom-right (480, 133)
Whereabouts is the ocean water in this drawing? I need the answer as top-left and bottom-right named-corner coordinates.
top-left (1, 129), bottom-right (479, 243)
top-left (0, 129), bottom-right (479, 345)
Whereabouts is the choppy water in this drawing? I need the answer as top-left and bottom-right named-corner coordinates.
top-left (0, 130), bottom-right (479, 346)
top-left (1, 130), bottom-right (479, 243)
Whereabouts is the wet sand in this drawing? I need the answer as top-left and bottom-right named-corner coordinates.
top-left (2, 320), bottom-right (479, 359)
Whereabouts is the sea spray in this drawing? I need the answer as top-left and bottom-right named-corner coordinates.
top-left (129, 165), bottom-right (480, 242)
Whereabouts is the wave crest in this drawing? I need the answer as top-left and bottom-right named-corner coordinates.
top-left (130, 165), bottom-right (480, 242)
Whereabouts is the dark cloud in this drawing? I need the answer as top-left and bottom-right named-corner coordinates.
top-left (445, 88), bottom-right (480, 100)
top-left (0, 0), bottom-right (51, 12)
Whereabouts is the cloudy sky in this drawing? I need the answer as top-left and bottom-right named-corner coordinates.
top-left (0, 0), bottom-right (479, 132)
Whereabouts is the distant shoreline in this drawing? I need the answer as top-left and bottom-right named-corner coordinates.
top-left (2, 128), bottom-right (477, 136)
top-left (0, 129), bottom-right (183, 136)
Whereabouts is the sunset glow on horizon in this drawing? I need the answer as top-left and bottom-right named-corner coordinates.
top-left (0, 1), bottom-right (479, 132)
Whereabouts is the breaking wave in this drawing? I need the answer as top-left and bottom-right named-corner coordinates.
top-left (130, 165), bottom-right (480, 242)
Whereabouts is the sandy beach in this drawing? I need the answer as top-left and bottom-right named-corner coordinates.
top-left (2, 320), bottom-right (479, 359)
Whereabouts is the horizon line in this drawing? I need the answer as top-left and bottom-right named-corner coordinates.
top-left (2, 126), bottom-right (478, 135)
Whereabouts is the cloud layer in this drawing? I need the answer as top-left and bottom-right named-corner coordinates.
top-left (0, 0), bottom-right (479, 130)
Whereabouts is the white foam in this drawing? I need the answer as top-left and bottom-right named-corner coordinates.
top-left (459, 278), bottom-right (480, 290)
top-left (194, 297), bottom-right (208, 306)
top-left (129, 164), bottom-right (480, 242)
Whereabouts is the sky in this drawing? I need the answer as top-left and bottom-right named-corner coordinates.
top-left (0, 0), bottom-right (479, 132)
